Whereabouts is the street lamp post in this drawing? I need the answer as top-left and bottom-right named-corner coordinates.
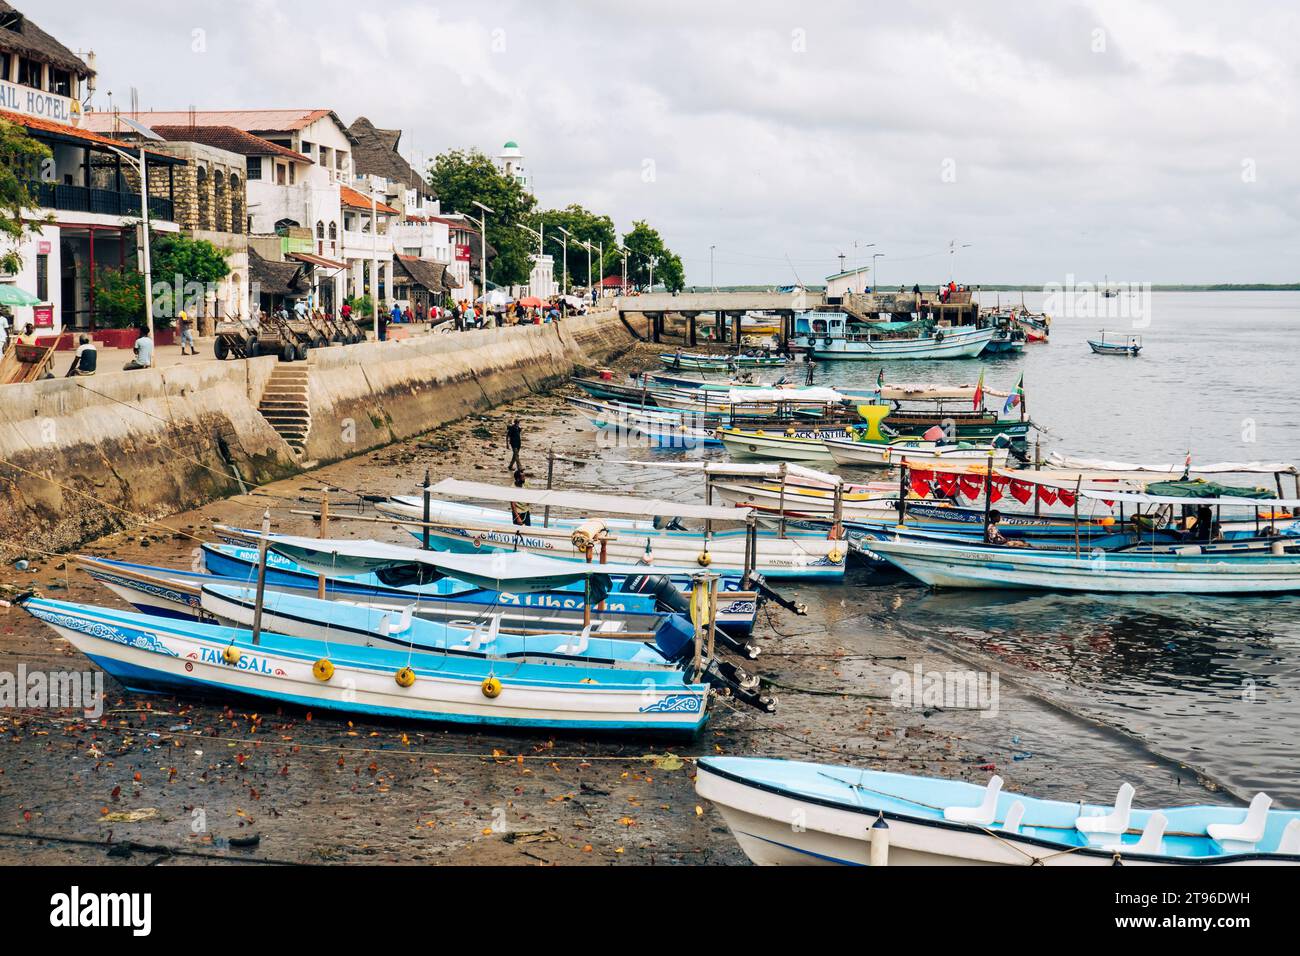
top-left (557, 226), bottom-right (572, 302)
top-left (872, 252), bottom-right (884, 291)
top-left (108, 145), bottom-right (154, 341)
top-left (472, 201), bottom-right (493, 312)
top-left (710, 244), bottom-right (716, 292)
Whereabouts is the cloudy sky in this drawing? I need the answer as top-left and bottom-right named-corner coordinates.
top-left (42, 0), bottom-right (1300, 285)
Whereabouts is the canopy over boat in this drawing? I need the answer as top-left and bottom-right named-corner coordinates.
top-left (425, 478), bottom-right (750, 521)
top-left (880, 383), bottom-right (1011, 401)
top-left (214, 529), bottom-right (700, 590)
top-left (723, 386), bottom-right (847, 404)
top-left (1076, 488), bottom-right (1300, 508)
top-left (1048, 454), bottom-right (1298, 477)
top-left (563, 456), bottom-right (846, 487)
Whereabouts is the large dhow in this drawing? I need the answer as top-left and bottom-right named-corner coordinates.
top-left (22, 530), bottom-right (772, 732)
top-left (696, 757), bottom-right (1300, 865)
top-left (377, 478), bottom-right (848, 581)
top-left (790, 311), bottom-right (996, 359)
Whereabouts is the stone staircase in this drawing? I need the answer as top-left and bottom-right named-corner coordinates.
top-left (257, 364), bottom-right (311, 455)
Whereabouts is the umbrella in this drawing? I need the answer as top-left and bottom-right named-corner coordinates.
top-left (477, 289), bottom-right (512, 306)
top-left (517, 296), bottom-right (545, 307)
top-left (0, 285), bottom-right (41, 307)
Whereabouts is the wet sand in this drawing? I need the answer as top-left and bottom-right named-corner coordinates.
top-left (0, 343), bottom-right (1223, 865)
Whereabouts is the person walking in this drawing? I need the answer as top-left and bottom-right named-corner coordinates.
top-left (177, 309), bottom-right (198, 355)
top-left (506, 417), bottom-right (523, 471)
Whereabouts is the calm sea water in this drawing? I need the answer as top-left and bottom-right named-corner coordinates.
top-left (584, 292), bottom-right (1300, 802)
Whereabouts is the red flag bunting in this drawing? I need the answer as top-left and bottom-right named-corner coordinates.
top-left (937, 473), bottom-right (958, 497)
top-left (1058, 490), bottom-right (1077, 507)
top-left (1037, 486), bottom-right (1058, 506)
top-left (1009, 480), bottom-right (1034, 504)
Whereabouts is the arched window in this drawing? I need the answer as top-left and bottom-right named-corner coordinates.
top-left (328, 221), bottom-right (337, 240)
top-left (316, 220), bottom-right (326, 239)
top-left (196, 166), bottom-right (211, 231)
top-left (213, 170), bottom-right (227, 232)
top-left (229, 174), bottom-right (242, 234)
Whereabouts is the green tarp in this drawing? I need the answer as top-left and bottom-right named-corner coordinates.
top-left (1144, 479), bottom-right (1272, 500)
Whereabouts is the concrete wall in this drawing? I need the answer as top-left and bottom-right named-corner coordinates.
top-left (301, 309), bottom-right (631, 462)
top-left (0, 310), bottom-right (635, 553)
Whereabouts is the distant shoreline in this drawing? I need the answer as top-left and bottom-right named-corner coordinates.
top-left (697, 284), bottom-right (1300, 293)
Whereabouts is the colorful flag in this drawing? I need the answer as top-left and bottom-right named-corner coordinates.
top-left (1002, 373), bottom-right (1024, 416)
top-left (972, 370), bottom-right (985, 410)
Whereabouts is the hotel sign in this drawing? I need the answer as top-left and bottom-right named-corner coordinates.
top-left (0, 81), bottom-right (79, 124)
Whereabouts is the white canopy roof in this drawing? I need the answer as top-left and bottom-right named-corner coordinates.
top-left (727, 386), bottom-right (846, 404)
top-left (426, 478), bottom-right (749, 521)
top-left (1076, 489), bottom-right (1300, 508)
top-left (578, 457), bottom-right (845, 487)
top-left (1049, 454), bottom-right (1297, 476)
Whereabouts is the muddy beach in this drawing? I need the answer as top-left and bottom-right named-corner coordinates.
top-left (0, 344), bottom-right (1222, 865)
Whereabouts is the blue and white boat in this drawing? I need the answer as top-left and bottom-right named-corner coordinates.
top-left (1089, 330), bottom-right (1142, 355)
top-left (696, 757), bottom-right (1300, 865)
top-left (790, 312), bottom-right (996, 360)
top-left (20, 597), bottom-right (712, 733)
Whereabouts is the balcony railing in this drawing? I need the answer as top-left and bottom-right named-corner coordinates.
top-left (25, 181), bottom-right (175, 222)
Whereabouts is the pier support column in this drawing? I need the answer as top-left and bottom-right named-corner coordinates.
top-left (688, 314), bottom-right (697, 346)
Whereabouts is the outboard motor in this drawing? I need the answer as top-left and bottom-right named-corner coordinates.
top-left (748, 572), bottom-right (807, 616)
top-left (626, 572), bottom-right (759, 658)
top-left (704, 659), bottom-right (777, 713)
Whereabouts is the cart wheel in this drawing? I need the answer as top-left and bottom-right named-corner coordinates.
top-left (281, 343), bottom-right (295, 362)
top-left (214, 338), bottom-right (230, 361)
top-left (295, 343), bottom-right (309, 361)
top-left (246, 337), bottom-right (261, 358)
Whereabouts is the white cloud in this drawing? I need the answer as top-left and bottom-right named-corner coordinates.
top-left (41, 0), bottom-right (1300, 284)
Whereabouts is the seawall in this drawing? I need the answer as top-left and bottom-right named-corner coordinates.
top-left (0, 311), bottom-right (635, 554)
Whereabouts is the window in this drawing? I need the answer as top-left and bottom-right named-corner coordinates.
top-left (246, 156), bottom-right (262, 180)
top-left (49, 68), bottom-right (71, 97)
top-left (0, 54), bottom-right (10, 82)
top-left (288, 163), bottom-right (296, 185)
top-left (328, 222), bottom-right (337, 240)
top-left (16, 56), bottom-right (40, 88)
top-left (316, 220), bottom-right (325, 239)
top-left (36, 254), bottom-right (48, 300)
top-left (276, 163), bottom-right (286, 186)
top-left (300, 140), bottom-right (314, 157)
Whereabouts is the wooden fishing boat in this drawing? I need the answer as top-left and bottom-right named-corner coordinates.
top-left (379, 480), bottom-right (847, 580)
top-left (696, 757), bottom-right (1300, 865)
top-left (199, 538), bottom-right (761, 639)
top-left (20, 597), bottom-right (712, 733)
top-left (660, 350), bottom-right (789, 370)
top-left (569, 397), bottom-right (721, 448)
top-left (824, 435), bottom-right (1011, 469)
top-left (716, 426), bottom-right (848, 463)
top-left (867, 536), bottom-right (1300, 593)
top-left (791, 313), bottom-right (995, 359)
top-left (1089, 331), bottom-right (1142, 355)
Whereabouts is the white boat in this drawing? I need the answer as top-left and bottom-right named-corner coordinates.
top-left (379, 480), bottom-right (847, 580)
top-left (868, 536), bottom-right (1300, 593)
top-left (716, 427), bottom-right (849, 463)
top-left (709, 479), bottom-right (902, 521)
top-left (696, 757), bottom-right (1300, 865)
top-left (824, 435), bottom-right (1011, 469)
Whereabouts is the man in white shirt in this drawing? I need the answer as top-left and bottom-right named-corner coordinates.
top-left (123, 326), bottom-right (154, 370)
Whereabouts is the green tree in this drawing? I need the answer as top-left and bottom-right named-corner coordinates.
top-left (0, 119), bottom-right (53, 275)
top-left (93, 267), bottom-right (148, 329)
top-left (151, 233), bottom-right (231, 320)
top-left (427, 149), bottom-right (537, 287)
top-left (621, 221), bottom-right (684, 291)
top-left (528, 204), bottom-right (618, 291)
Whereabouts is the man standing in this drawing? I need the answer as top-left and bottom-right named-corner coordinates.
top-left (377, 306), bottom-right (389, 342)
top-left (506, 418), bottom-right (523, 471)
top-left (509, 469), bottom-right (531, 526)
top-left (177, 309), bottom-right (197, 355)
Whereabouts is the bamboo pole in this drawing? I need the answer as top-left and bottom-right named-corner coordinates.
top-left (317, 490), bottom-right (329, 599)
top-left (251, 508), bottom-right (271, 646)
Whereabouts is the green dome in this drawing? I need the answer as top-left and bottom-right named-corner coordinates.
top-left (503, 140), bottom-right (518, 148)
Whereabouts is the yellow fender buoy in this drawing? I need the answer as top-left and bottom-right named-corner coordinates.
top-left (755, 429), bottom-right (765, 436)
top-left (222, 644), bottom-right (241, 666)
top-left (395, 666), bottom-right (416, 688)
top-left (828, 548), bottom-right (844, 564)
top-left (481, 676), bottom-right (502, 698)
top-left (312, 658), bottom-right (335, 682)
top-left (696, 550), bottom-right (712, 567)
top-left (689, 582), bottom-right (714, 629)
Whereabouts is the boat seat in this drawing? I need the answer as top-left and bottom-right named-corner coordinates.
top-left (1105, 811), bottom-right (1166, 855)
top-left (385, 604), bottom-right (415, 635)
top-left (1208, 793), bottom-right (1271, 852)
top-left (1075, 782), bottom-right (1135, 837)
top-left (554, 624), bottom-right (593, 657)
top-left (1276, 819), bottom-right (1300, 855)
top-left (462, 614), bottom-right (503, 652)
top-left (1000, 800), bottom-right (1025, 834)
top-left (943, 774), bottom-right (1002, 825)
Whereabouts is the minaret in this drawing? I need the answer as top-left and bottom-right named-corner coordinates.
top-left (497, 141), bottom-right (530, 192)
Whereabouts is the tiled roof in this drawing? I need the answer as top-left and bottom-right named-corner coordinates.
top-left (0, 108), bottom-right (179, 160)
top-left (149, 125), bottom-right (310, 163)
top-left (81, 108), bottom-right (342, 136)
top-left (339, 184), bottom-right (400, 216)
